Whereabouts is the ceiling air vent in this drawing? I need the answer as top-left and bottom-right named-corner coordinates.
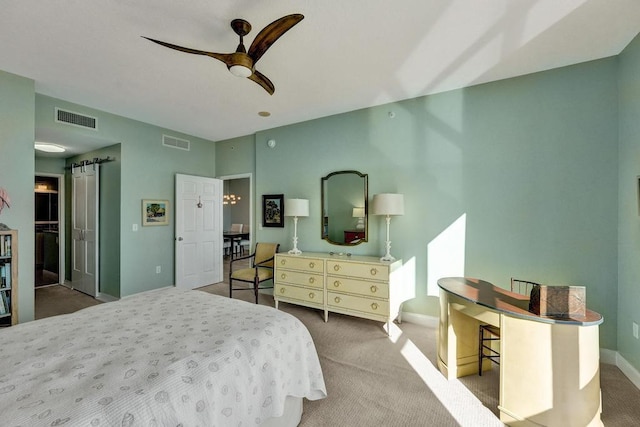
top-left (55, 107), bottom-right (98, 130)
top-left (163, 134), bottom-right (190, 151)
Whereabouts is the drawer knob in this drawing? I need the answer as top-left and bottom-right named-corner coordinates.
top-left (309, 262), bottom-right (315, 268)
top-left (280, 273), bottom-right (286, 280)
top-left (370, 285), bottom-right (377, 293)
top-left (333, 281), bottom-right (341, 287)
top-left (280, 259), bottom-right (286, 265)
top-left (333, 264), bottom-right (341, 271)
top-left (370, 268), bottom-right (378, 276)
top-left (279, 288), bottom-right (285, 294)
top-left (334, 296), bottom-right (341, 304)
top-left (308, 277), bottom-right (315, 284)
top-left (371, 302), bottom-right (379, 310)
top-left (309, 292), bottom-right (315, 299)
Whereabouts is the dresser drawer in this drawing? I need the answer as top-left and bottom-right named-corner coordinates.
top-left (276, 284), bottom-right (324, 305)
top-left (328, 291), bottom-right (389, 315)
top-left (276, 270), bottom-right (323, 289)
top-left (326, 260), bottom-right (389, 281)
top-left (277, 255), bottom-right (324, 273)
top-left (327, 276), bottom-right (389, 299)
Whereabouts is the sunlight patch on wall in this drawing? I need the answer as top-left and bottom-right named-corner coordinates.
top-left (427, 214), bottom-right (466, 296)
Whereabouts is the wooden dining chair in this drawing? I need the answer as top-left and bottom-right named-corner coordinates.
top-left (239, 224), bottom-right (250, 255)
top-left (229, 223), bottom-right (243, 256)
top-left (478, 277), bottom-right (542, 375)
top-left (511, 278), bottom-right (541, 296)
top-left (229, 242), bottom-right (279, 303)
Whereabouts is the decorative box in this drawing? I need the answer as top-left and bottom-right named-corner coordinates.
top-left (528, 284), bottom-right (586, 318)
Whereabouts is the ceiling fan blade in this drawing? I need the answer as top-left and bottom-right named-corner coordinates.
top-left (248, 14), bottom-right (304, 64)
top-left (248, 70), bottom-right (275, 95)
top-left (142, 36), bottom-right (233, 66)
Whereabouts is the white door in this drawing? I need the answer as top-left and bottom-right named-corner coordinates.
top-left (71, 164), bottom-right (99, 296)
top-left (175, 174), bottom-right (223, 289)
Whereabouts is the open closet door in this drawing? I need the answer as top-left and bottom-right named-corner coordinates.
top-left (71, 164), bottom-right (99, 297)
top-left (175, 174), bottom-right (223, 289)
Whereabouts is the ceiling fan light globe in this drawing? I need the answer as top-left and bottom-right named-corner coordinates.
top-left (229, 65), bottom-right (253, 78)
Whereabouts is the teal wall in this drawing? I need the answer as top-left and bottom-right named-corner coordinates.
top-left (35, 94), bottom-right (217, 297)
top-left (216, 135), bottom-right (255, 233)
top-left (35, 157), bottom-right (65, 174)
top-left (618, 34), bottom-right (640, 370)
top-left (0, 70), bottom-right (36, 323)
top-left (217, 58), bottom-right (620, 351)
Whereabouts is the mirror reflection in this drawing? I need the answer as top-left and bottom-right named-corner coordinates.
top-left (321, 170), bottom-right (368, 245)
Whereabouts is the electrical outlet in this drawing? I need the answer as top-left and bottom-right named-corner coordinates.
top-left (132, 224), bottom-right (138, 231)
top-left (633, 322), bottom-right (639, 340)
top-left (156, 265), bottom-right (161, 274)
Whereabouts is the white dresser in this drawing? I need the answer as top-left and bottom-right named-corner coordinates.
top-left (274, 252), bottom-right (409, 332)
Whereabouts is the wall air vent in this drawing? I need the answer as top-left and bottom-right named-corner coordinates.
top-left (55, 107), bottom-right (98, 130)
top-left (162, 134), bottom-right (190, 151)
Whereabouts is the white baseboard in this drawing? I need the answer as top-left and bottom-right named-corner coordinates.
top-left (613, 351), bottom-right (640, 390)
top-left (401, 311), bottom-right (640, 391)
top-left (600, 348), bottom-right (617, 365)
top-left (96, 292), bottom-right (118, 303)
top-left (64, 280), bottom-right (118, 303)
top-left (400, 311), bottom-right (439, 329)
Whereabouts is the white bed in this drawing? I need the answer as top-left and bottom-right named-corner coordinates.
top-left (0, 287), bottom-right (326, 426)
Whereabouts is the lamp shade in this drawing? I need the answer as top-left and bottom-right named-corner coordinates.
top-left (371, 193), bottom-right (404, 216)
top-left (285, 198), bottom-right (309, 217)
top-left (352, 207), bottom-right (365, 218)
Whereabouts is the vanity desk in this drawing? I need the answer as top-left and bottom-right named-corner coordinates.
top-left (274, 252), bottom-right (410, 332)
top-left (438, 277), bottom-right (603, 427)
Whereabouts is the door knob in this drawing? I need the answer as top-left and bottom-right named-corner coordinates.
top-left (177, 237), bottom-right (183, 241)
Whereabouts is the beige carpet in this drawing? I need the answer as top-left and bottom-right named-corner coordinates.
top-left (36, 282), bottom-right (640, 426)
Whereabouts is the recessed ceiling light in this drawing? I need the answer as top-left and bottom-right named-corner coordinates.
top-left (258, 111), bottom-right (271, 117)
top-left (35, 142), bottom-right (66, 153)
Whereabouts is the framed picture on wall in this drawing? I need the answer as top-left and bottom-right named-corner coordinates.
top-left (142, 199), bottom-right (169, 226)
top-left (262, 194), bottom-right (284, 228)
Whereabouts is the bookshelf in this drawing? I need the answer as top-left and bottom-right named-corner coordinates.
top-left (0, 229), bottom-right (17, 326)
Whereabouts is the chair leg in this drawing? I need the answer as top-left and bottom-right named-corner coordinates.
top-left (254, 276), bottom-right (259, 304)
top-left (478, 326), bottom-right (484, 376)
top-left (229, 274), bottom-right (233, 299)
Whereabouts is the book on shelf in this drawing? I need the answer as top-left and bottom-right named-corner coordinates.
top-left (0, 263), bottom-right (9, 288)
top-left (0, 292), bottom-right (7, 315)
top-left (0, 235), bottom-right (11, 257)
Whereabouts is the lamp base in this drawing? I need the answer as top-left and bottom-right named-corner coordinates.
top-left (380, 238), bottom-right (395, 262)
top-left (288, 248), bottom-right (302, 255)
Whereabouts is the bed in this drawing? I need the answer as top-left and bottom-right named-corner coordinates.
top-left (0, 287), bottom-right (326, 426)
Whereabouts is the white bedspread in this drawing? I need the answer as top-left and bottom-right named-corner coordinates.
top-left (0, 287), bottom-right (326, 426)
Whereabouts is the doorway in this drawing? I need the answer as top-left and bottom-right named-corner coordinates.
top-left (35, 174), bottom-right (64, 287)
top-left (219, 174), bottom-right (253, 257)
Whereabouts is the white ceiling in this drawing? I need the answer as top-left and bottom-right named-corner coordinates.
top-left (2, 0), bottom-right (639, 157)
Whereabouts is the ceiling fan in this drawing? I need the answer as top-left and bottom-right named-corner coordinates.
top-left (143, 14), bottom-right (304, 95)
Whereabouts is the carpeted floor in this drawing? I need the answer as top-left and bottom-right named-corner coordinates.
top-left (35, 278), bottom-right (640, 426)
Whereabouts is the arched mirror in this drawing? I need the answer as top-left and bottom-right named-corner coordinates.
top-left (321, 170), bottom-right (368, 245)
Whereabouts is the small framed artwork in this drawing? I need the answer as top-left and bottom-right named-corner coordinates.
top-left (142, 199), bottom-right (169, 226)
top-left (262, 194), bottom-right (284, 228)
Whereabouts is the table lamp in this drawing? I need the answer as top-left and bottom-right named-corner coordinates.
top-left (371, 193), bottom-right (404, 261)
top-left (285, 198), bottom-right (309, 254)
top-left (352, 207), bottom-right (365, 230)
